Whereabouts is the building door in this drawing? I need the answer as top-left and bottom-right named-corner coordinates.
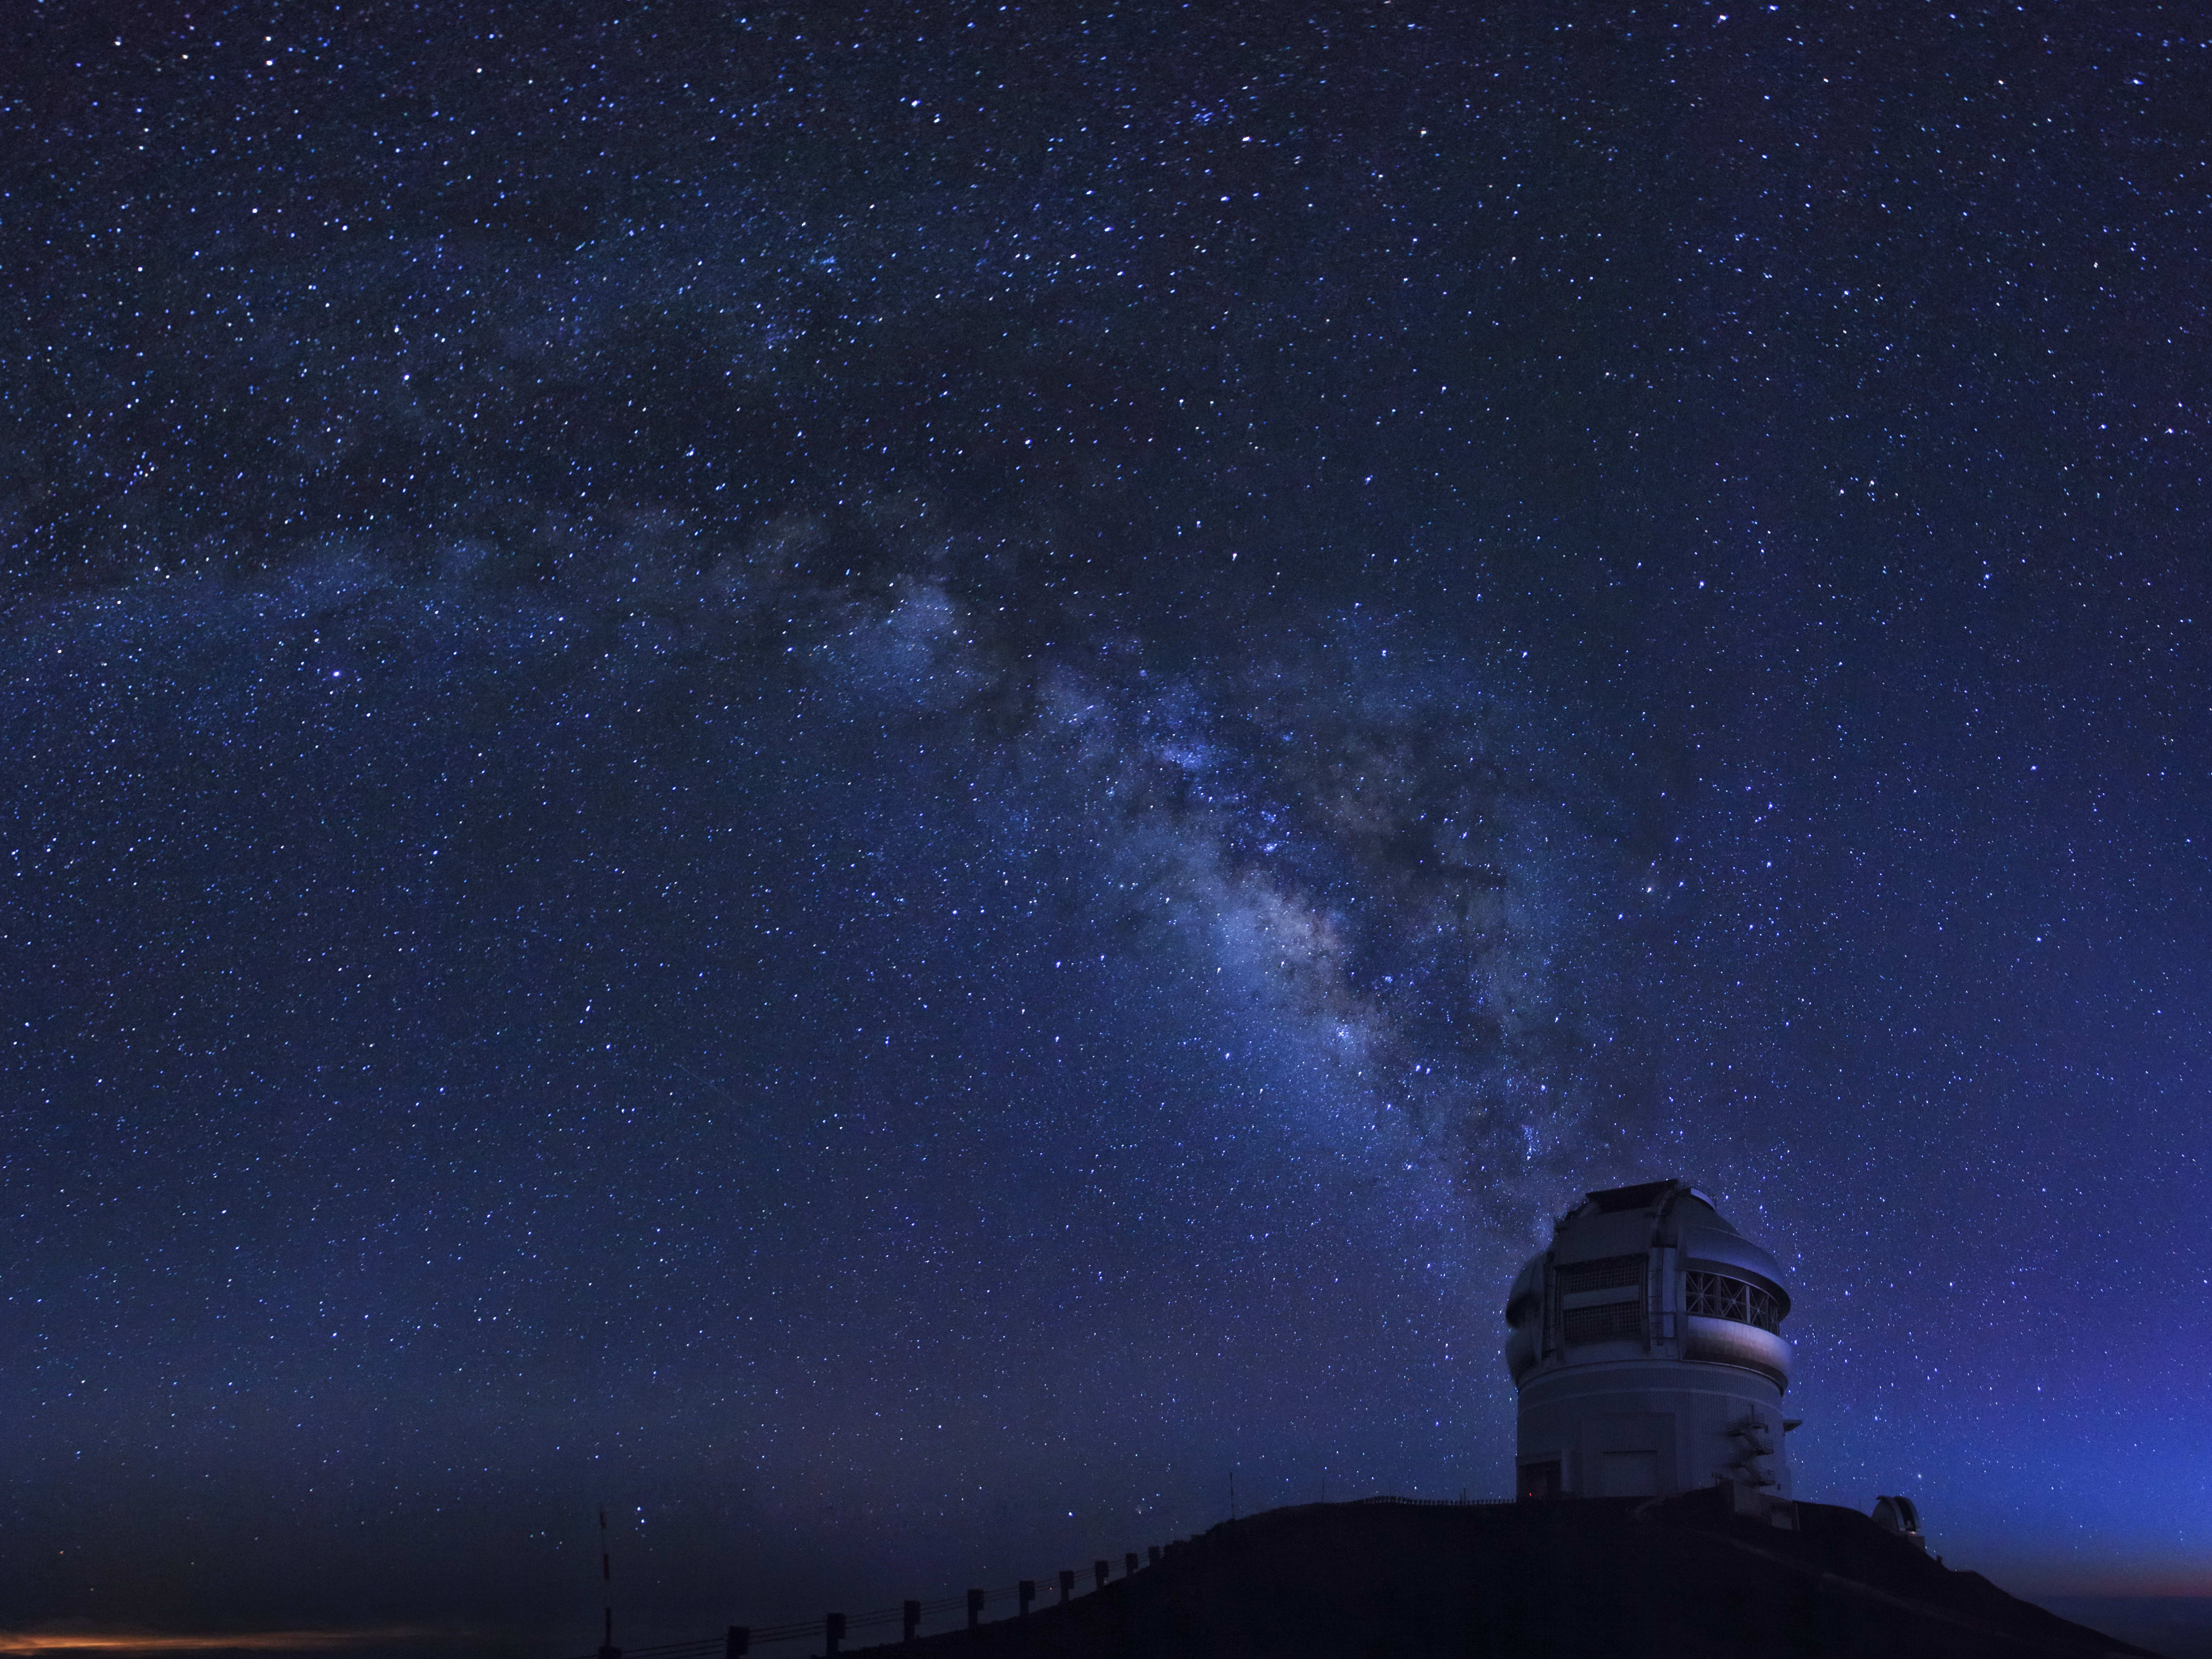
top-left (1517, 1460), bottom-right (1562, 1501)
top-left (1580, 1411), bottom-right (1677, 1499)
top-left (1599, 1450), bottom-right (1659, 1497)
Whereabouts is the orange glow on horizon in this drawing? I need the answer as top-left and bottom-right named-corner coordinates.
top-left (0, 1631), bottom-right (453, 1655)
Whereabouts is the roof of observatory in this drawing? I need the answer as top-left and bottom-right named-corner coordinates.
top-left (1531, 1177), bottom-right (1791, 1309)
top-left (1562, 1177), bottom-right (1738, 1233)
top-left (1581, 1178), bottom-right (1712, 1215)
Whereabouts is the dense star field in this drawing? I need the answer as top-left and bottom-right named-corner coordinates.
top-left (4, 0), bottom-right (2208, 1648)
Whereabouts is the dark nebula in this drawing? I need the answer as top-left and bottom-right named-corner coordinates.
top-left (3, 0), bottom-right (2207, 1648)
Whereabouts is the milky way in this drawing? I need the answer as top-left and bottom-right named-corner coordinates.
top-left (5, 1), bottom-right (2210, 1645)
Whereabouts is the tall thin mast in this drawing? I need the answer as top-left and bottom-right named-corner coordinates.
top-left (598, 1507), bottom-right (621, 1659)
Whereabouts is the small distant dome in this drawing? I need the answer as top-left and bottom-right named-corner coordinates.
top-left (1872, 1495), bottom-right (1926, 1549)
top-left (1503, 1177), bottom-right (1800, 1507)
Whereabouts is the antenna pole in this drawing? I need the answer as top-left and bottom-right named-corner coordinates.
top-left (598, 1507), bottom-right (621, 1659)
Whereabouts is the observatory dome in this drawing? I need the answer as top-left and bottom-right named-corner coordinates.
top-left (1503, 1178), bottom-right (1799, 1510)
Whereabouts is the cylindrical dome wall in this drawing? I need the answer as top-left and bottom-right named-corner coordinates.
top-left (1503, 1179), bottom-right (1796, 1504)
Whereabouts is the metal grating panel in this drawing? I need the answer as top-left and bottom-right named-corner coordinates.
top-left (1556, 1254), bottom-right (1645, 1296)
top-left (1563, 1301), bottom-right (1645, 1346)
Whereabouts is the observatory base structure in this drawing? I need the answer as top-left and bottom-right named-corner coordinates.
top-left (1505, 1178), bottom-right (1800, 1510)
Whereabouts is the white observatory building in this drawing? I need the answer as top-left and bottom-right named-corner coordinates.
top-left (1503, 1178), bottom-right (1797, 1511)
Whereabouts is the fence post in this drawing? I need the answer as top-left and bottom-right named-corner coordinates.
top-left (825, 1614), bottom-right (845, 1658)
top-left (1093, 1560), bottom-right (1108, 1592)
top-left (1057, 1570), bottom-right (1073, 1605)
top-left (1147, 1546), bottom-right (1161, 1568)
top-left (725, 1628), bottom-right (750, 1659)
top-left (903, 1600), bottom-right (921, 1643)
top-left (966, 1588), bottom-right (985, 1630)
top-left (1017, 1581), bottom-right (1035, 1618)
top-left (1125, 1553), bottom-right (1138, 1578)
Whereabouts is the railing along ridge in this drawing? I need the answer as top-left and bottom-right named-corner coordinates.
top-left (559, 1496), bottom-right (1516, 1659)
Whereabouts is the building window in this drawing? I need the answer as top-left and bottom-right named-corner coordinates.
top-left (1563, 1300), bottom-right (1645, 1346)
top-left (1556, 1254), bottom-right (1644, 1296)
top-left (1684, 1269), bottom-right (1783, 1333)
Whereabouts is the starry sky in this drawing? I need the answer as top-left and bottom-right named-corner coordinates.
top-left (4, 0), bottom-right (2209, 1649)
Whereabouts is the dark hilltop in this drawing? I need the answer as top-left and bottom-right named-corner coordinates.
top-left (868, 1490), bottom-right (2153, 1659)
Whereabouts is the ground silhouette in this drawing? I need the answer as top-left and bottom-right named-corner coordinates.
top-left (868, 1490), bottom-right (2154, 1659)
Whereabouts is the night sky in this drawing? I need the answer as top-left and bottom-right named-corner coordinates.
top-left (5, 0), bottom-right (2209, 1649)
